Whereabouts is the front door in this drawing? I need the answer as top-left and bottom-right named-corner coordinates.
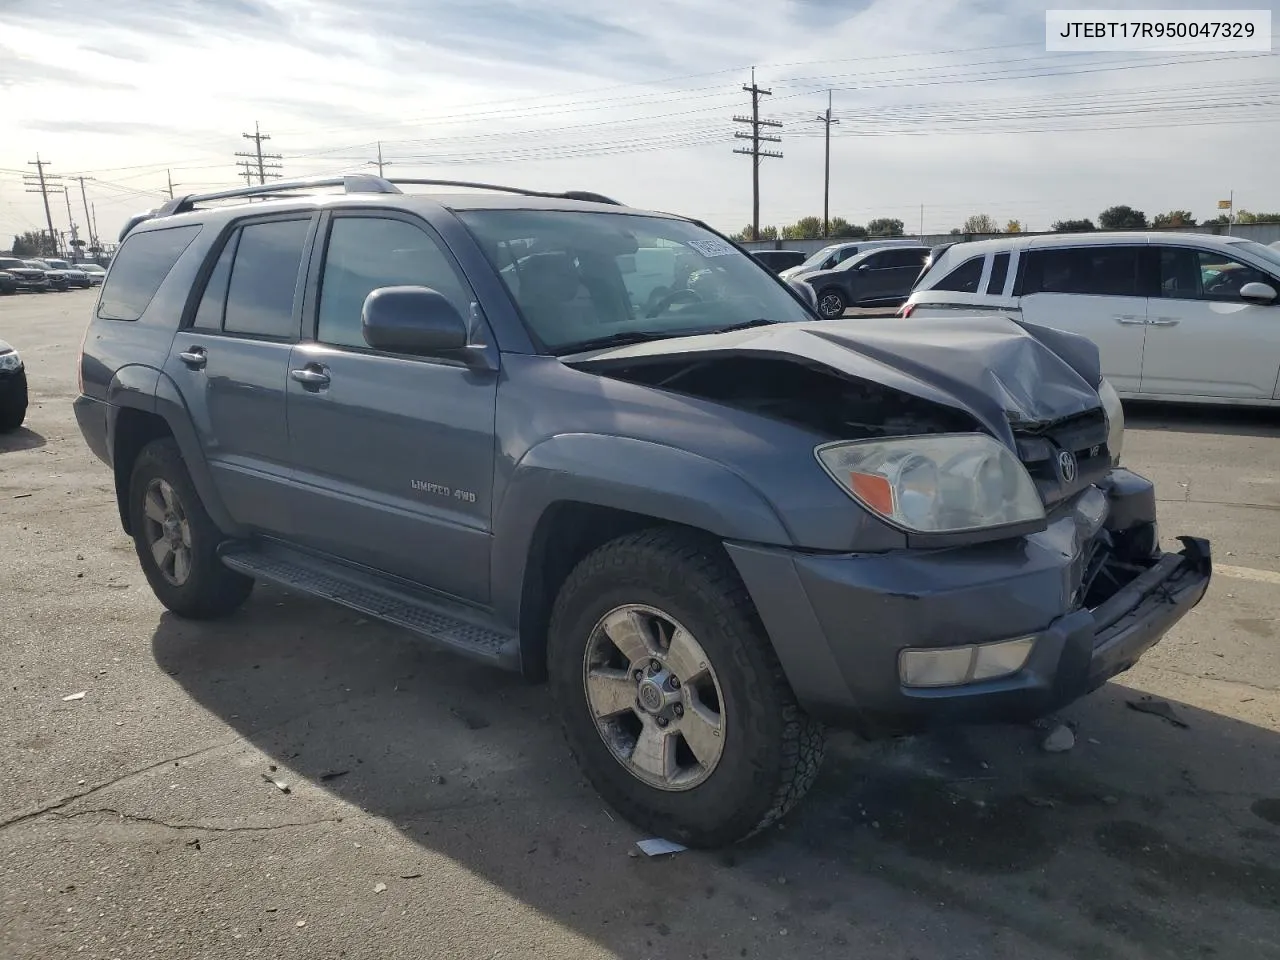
top-left (1016, 244), bottom-right (1149, 393)
top-left (1140, 245), bottom-right (1280, 399)
top-left (284, 212), bottom-right (497, 604)
top-left (164, 215), bottom-right (315, 535)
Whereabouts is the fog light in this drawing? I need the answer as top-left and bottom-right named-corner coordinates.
top-left (899, 637), bottom-right (1036, 688)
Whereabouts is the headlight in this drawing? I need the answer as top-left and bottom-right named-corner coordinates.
top-left (1097, 378), bottom-right (1124, 466)
top-left (816, 433), bottom-right (1045, 533)
top-left (0, 351), bottom-right (21, 372)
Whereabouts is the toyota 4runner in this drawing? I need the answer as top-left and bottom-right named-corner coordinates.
top-left (74, 176), bottom-right (1211, 847)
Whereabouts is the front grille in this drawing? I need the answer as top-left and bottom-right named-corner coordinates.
top-left (1013, 408), bottom-right (1110, 507)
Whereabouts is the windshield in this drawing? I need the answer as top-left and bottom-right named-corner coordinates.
top-left (795, 244), bottom-right (843, 271)
top-left (47, 260), bottom-right (70, 269)
top-left (27, 260), bottom-right (51, 269)
top-left (80, 263), bottom-right (105, 272)
top-left (459, 209), bottom-right (812, 353)
top-left (1227, 239), bottom-right (1280, 272)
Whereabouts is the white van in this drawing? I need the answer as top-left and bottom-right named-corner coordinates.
top-left (901, 231), bottom-right (1280, 405)
top-left (778, 238), bottom-right (923, 282)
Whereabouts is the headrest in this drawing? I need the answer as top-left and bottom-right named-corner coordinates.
top-left (518, 252), bottom-right (580, 303)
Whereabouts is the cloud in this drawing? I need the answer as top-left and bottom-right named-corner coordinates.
top-left (0, 43), bottom-right (135, 90)
top-left (20, 120), bottom-right (177, 136)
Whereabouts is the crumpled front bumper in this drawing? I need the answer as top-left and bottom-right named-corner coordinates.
top-left (726, 470), bottom-right (1212, 735)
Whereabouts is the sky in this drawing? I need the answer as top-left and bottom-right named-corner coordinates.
top-left (1, 0), bottom-right (1277, 247)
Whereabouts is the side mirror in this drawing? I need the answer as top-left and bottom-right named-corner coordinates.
top-left (362, 285), bottom-right (469, 354)
top-left (1239, 281), bottom-right (1278, 305)
top-left (856, 263), bottom-right (871, 271)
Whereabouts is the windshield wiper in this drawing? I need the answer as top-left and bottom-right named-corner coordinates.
top-left (553, 331), bottom-right (682, 355)
top-left (710, 318), bottom-right (776, 334)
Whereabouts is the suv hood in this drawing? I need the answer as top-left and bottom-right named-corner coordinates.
top-left (564, 314), bottom-right (1103, 446)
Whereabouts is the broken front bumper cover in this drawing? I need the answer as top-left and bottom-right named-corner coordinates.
top-left (726, 520), bottom-right (1212, 736)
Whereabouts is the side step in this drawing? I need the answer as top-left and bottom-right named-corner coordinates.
top-left (218, 540), bottom-right (521, 670)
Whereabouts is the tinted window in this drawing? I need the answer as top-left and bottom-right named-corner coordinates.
top-left (0, 259), bottom-right (25, 269)
top-left (855, 251), bottom-right (891, 270)
top-left (880, 248), bottom-right (928, 268)
top-left (97, 225), bottom-right (201, 321)
top-left (986, 252), bottom-right (1010, 294)
top-left (932, 256), bottom-right (985, 293)
top-left (317, 217), bottom-right (472, 349)
top-left (191, 232), bottom-right (238, 330)
top-left (1158, 247), bottom-right (1275, 301)
top-left (223, 219), bottom-right (310, 339)
top-left (1023, 246), bottom-right (1141, 297)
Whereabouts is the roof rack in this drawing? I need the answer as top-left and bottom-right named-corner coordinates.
top-left (119, 174), bottom-right (623, 241)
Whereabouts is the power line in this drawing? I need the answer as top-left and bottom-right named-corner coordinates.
top-left (235, 121), bottom-right (283, 185)
top-left (733, 69), bottom-right (782, 241)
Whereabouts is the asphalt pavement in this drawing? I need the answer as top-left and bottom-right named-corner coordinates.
top-left (2, 290), bottom-right (1278, 960)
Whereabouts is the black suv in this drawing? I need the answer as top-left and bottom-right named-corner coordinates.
top-left (73, 175), bottom-right (1211, 847)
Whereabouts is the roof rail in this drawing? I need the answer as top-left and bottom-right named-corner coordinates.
top-left (385, 178), bottom-right (621, 205)
top-left (118, 173), bottom-right (623, 241)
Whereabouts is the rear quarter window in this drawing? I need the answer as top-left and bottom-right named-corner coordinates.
top-left (97, 225), bottom-right (202, 321)
top-left (931, 255), bottom-right (985, 293)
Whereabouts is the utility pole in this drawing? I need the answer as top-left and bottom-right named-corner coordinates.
top-left (368, 141), bottom-right (391, 177)
top-left (919, 203), bottom-right (925, 240)
top-left (235, 121), bottom-right (282, 185)
top-left (24, 154), bottom-right (59, 256)
top-left (732, 68), bottom-right (782, 241)
top-left (90, 202), bottom-right (99, 249)
top-left (812, 90), bottom-right (838, 238)
top-left (75, 176), bottom-right (95, 250)
top-left (60, 186), bottom-right (79, 257)
top-left (167, 169), bottom-right (176, 199)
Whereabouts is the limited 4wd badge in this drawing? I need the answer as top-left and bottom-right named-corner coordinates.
top-left (411, 480), bottom-right (476, 503)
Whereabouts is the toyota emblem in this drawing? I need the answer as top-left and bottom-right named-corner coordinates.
top-left (1057, 449), bottom-right (1078, 483)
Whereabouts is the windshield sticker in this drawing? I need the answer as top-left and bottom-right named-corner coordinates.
top-left (687, 238), bottom-right (737, 258)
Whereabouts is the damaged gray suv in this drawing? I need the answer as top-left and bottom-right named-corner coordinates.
top-left (74, 176), bottom-right (1211, 847)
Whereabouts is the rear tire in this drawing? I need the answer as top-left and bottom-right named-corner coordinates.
top-left (548, 528), bottom-right (825, 847)
top-left (0, 371), bottom-right (27, 433)
top-left (816, 287), bottom-right (846, 319)
top-left (128, 438), bottom-right (253, 619)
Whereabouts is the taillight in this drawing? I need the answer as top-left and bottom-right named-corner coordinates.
top-left (898, 303), bottom-right (915, 319)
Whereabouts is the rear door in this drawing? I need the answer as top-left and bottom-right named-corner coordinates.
top-left (1016, 243), bottom-right (1149, 393)
top-left (284, 210), bottom-right (498, 603)
top-left (1140, 244), bottom-right (1280, 399)
top-left (165, 214), bottom-right (316, 535)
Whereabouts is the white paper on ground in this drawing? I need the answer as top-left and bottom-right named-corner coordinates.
top-left (636, 838), bottom-right (687, 856)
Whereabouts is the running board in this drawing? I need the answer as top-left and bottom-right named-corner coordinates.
top-left (218, 541), bottom-right (520, 670)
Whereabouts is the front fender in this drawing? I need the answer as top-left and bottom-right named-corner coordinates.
top-left (490, 433), bottom-right (795, 624)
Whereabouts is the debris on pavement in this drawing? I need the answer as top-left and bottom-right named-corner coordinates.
top-left (185, 838), bottom-right (201, 851)
top-left (1023, 795), bottom-right (1058, 808)
top-left (374, 883), bottom-right (387, 894)
top-left (296, 920), bottom-right (306, 928)
top-left (449, 705), bottom-right (491, 730)
top-left (320, 770), bottom-right (350, 782)
top-left (262, 774), bottom-right (292, 794)
top-left (61, 691), bottom-right (86, 701)
top-left (1125, 696), bottom-right (1190, 728)
top-left (636, 838), bottom-right (687, 857)
top-left (399, 873), bottom-right (422, 880)
top-left (1040, 723), bottom-right (1076, 753)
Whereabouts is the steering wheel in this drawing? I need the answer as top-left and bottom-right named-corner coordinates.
top-left (646, 288), bottom-right (702, 318)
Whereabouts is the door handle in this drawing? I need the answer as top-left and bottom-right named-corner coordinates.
top-left (1113, 315), bottom-right (1146, 325)
top-left (1148, 317), bottom-right (1181, 327)
top-left (178, 347), bottom-right (207, 369)
top-left (290, 366), bottom-right (330, 387)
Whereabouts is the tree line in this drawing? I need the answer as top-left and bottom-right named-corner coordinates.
top-left (733, 206), bottom-right (1279, 242)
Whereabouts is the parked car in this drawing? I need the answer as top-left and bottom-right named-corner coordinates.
top-left (74, 175), bottom-right (1210, 847)
top-left (901, 232), bottom-right (1280, 405)
top-left (25, 260), bottom-right (69, 291)
top-left (0, 268), bottom-right (16, 295)
top-left (778, 238), bottom-right (924, 282)
top-left (0, 338), bottom-right (28, 432)
top-left (750, 249), bottom-right (806, 274)
top-left (0, 257), bottom-right (50, 292)
top-left (802, 245), bottom-right (930, 318)
top-left (45, 258), bottom-right (92, 288)
top-left (76, 262), bottom-right (107, 286)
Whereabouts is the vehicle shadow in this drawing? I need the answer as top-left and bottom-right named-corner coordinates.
top-left (0, 427), bottom-right (46, 453)
top-left (151, 586), bottom-right (1280, 960)
top-left (1123, 399), bottom-right (1280, 439)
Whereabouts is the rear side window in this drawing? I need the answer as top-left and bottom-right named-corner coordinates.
top-left (191, 233), bottom-right (238, 330)
top-left (986, 252), bottom-right (1010, 294)
top-left (1022, 247), bottom-right (1142, 297)
top-left (223, 219), bottom-right (310, 339)
top-left (97, 225), bottom-right (201, 321)
top-left (932, 255), bottom-right (984, 293)
top-left (881, 248), bottom-right (928, 268)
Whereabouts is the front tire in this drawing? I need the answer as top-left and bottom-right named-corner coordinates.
top-left (816, 287), bottom-right (846, 319)
top-left (128, 438), bottom-right (253, 619)
top-left (0, 371), bottom-right (27, 433)
top-left (548, 528), bottom-right (825, 847)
